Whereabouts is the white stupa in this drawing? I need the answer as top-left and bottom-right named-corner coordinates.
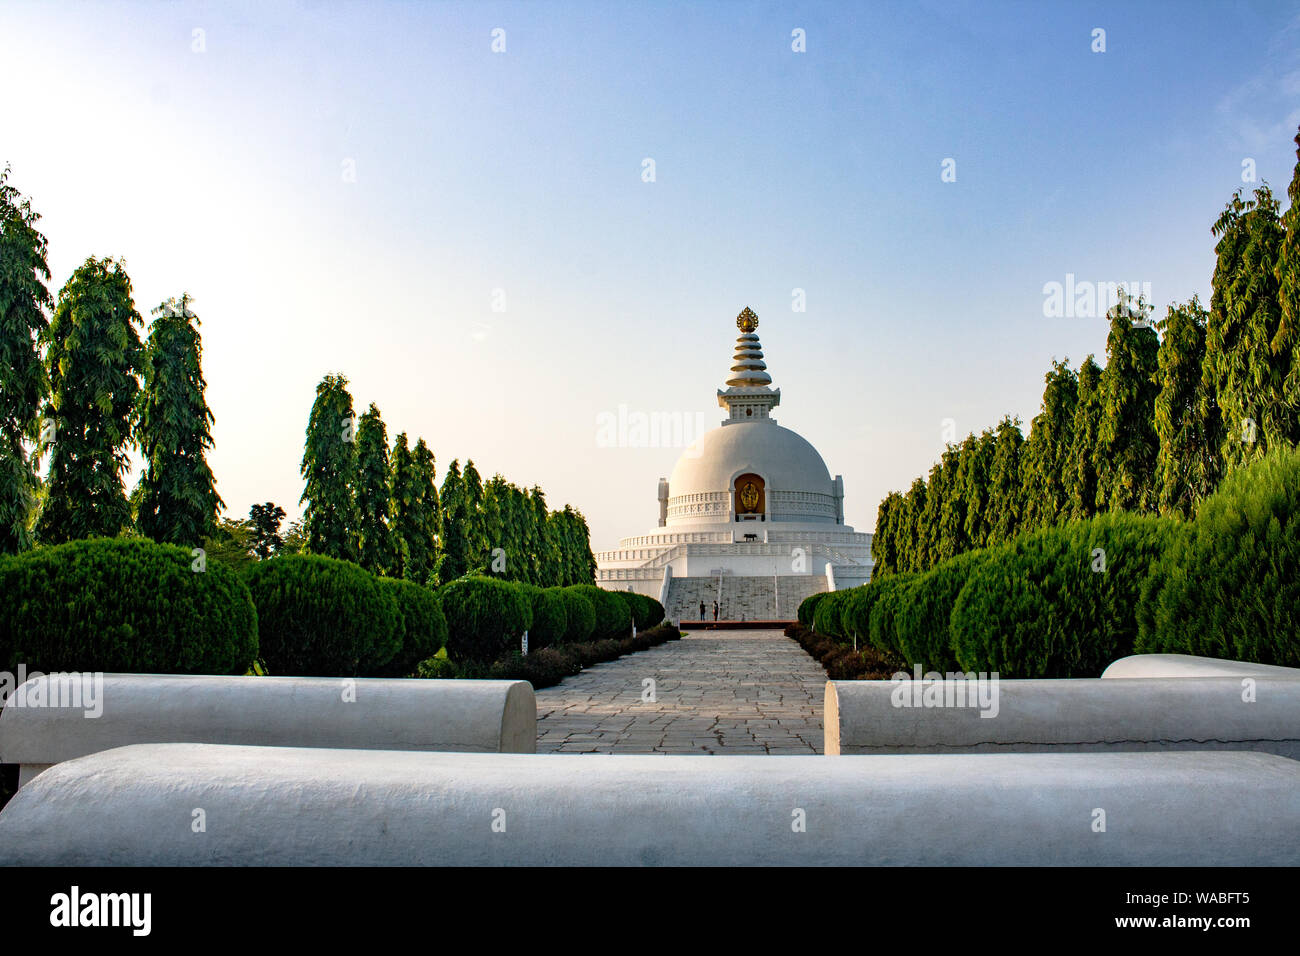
top-left (596, 307), bottom-right (873, 621)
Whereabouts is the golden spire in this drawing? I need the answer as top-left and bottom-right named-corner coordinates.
top-left (736, 306), bottom-right (759, 333)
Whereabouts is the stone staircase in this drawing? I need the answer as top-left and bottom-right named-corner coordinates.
top-left (666, 574), bottom-right (829, 623)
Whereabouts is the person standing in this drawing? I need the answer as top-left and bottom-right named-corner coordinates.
top-left (713, 600), bottom-right (719, 621)
top-left (699, 600), bottom-right (706, 621)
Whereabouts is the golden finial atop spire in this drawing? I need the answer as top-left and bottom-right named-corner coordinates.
top-left (736, 306), bottom-right (759, 333)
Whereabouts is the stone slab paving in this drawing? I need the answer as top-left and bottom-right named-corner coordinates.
top-left (535, 629), bottom-right (827, 754)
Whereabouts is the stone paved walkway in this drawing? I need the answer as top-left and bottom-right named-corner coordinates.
top-left (535, 629), bottom-right (827, 754)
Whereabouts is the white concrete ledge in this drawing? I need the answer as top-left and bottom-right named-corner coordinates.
top-left (1102, 654), bottom-right (1300, 679)
top-left (0, 675), bottom-right (535, 787)
top-left (824, 678), bottom-right (1300, 758)
top-left (1, 745), bottom-right (1296, 865)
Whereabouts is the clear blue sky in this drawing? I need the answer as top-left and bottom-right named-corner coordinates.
top-left (3, 0), bottom-right (1298, 547)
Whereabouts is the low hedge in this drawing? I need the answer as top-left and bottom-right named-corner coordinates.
top-left (812, 589), bottom-right (849, 639)
top-left (557, 587), bottom-right (596, 644)
top-left (440, 575), bottom-right (531, 665)
top-left (950, 513), bottom-right (1179, 678)
top-left (797, 591), bottom-right (828, 628)
top-left (1138, 446), bottom-right (1300, 666)
top-left (245, 553), bottom-right (397, 677)
top-left (567, 584), bottom-right (631, 640)
top-left (615, 590), bottom-right (666, 630)
top-left (842, 584), bottom-right (881, 647)
top-left (867, 572), bottom-right (919, 659)
top-left (895, 547), bottom-right (1004, 672)
top-left (0, 536), bottom-right (258, 675)
top-left (374, 577), bottom-right (448, 677)
top-left (527, 586), bottom-right (569, 650)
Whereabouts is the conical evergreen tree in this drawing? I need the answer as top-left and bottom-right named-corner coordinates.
top-left (986, 415), bottom-right (1025, 543)
top-left (1065, 356), bottom-right (1104, 518)
top-left (937, 444), bottom-right (969, 561)
top-left (388, 433), bottom-right (415, 579)
top-left (435, 459), bottom-right (469, 584)
top-left (461, 459), bottom-right (487, 570)
top-left (1021, 359), bottom-right (1078, 530)
top-left (354, 403), bottom-right (394, 574)
top-left (1154, 297), bottom-right (1221, 516)
top-left (408, 438), bottom-right (440, 584)
top-left (901, 477), bottom-right (928, 573)
top-left (135, 295), bottom-right (223, 545)
top-left (0, 166), bottom-right (52, 553)
top-left (37, 256), bottom-right (143, 543)
top-left (1274, 127), bottom-right (1300, 434)
top-left (871, 491), bottom-right (903, 577)
top-left (1205, 184), bottom-right (1286, 471)
top-left (1096, 293), bottom-right (1160, 512)
top-left (958, 429), bottom-right (995, 548)
top-left (300, 373), bottom-right (358, 560)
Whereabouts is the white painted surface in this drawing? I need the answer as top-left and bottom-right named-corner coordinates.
top-left (2, 744), bottom-right (1295, 865)
top-left (824, 677), bottom-right (1300, 757)
top-left (0, 675), bottom-right (536, 787)
top-left (1102, 654), bottom-right (1300, 679)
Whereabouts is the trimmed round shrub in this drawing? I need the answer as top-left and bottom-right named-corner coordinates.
top-left (646, 595), bottom-right (666, 627)
top-left (950, 514), bottom-right (1178, 678)
top-left (0, 536), bottom-right (257, 675)
top-left (615, 591), bottom-right (665, 630)
top-left (558, 587), bottom-right (596, 644)
top-left (245, 553), bottom-right (397, 677)
top-left (798, 591), bottom-right (828, 628)
top-left (895, 547), bottom-right (1004, 672)
top-left (568, 585), bottom-right (631, 640)
top-left (440, 575), bottom-right (531, 665)
top-left (528, 587), bottom-right (569, 650)
top-left (843, 584), bottom-right (881, 645)
top-left (1138, 447), bottom-right (1300, 666)
top-left (867, 572), bottom-right (918, 659)
top-left (813, 590), bottom-right (848, 640)
top-left (374, 578), bottom-right (448, 676)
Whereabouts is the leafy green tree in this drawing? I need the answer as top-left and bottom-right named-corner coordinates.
top-left (280, 518), bottom-right (306, 555)
top-left (1096, 293), bottom-right (1160, 512)
top-left (872, 492), bottom-right (902, 578)
top-left (388, 433), bottom-right (415, 578)
top-left (1205, 184), bottom-right (1287, 471)
top-left (354, 403), bottom-right (394, 574)
top-left (1275, 127), bottom-right (1300, 437)
top-left (937, 444), bottom-right (970, 561)
top-left (135, 295), bottom-right (223, 544)
top-left (202, 515), bottom-right (258, 574)
top-left (1065, 356), bottom-right (1104, 518)
top-left (1154, 297), bottom-right (1221, 516)
top-left (249, 502), bottom-right (286, 559)
top-left (299, 373), bottom-right (358, 560)
top-left (919, 451), bottom-right (954, 565)
top-left (37, 257), bottom-right (143, 543)
top-left (926, 446), bottom-right (962, 562)
top-left (480, 473), bottom-right (517, 579)
top-left (1021, 360), bottom-right (1079, 530)
top-left (0, 165), bottom-right (52, 553)
top-left (461, 459), bottom-right (487, 570)
top-left (987, 415), bottom-right (1026, 542)
top-left (901, 477), bottom-right (928, 573)
top-left (435, 459), bottom-right (469, 584)
top-left (957, 429), bottom-right (995, 548)
top-left (556, 503), bottom-right (596, 585)
top-left (408, 438), bottom-right (440, 583)
top-left (529, 486), bottom-right (560, 585)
